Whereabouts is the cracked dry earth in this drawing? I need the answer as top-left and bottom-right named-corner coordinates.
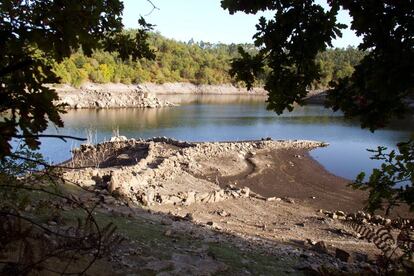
top-left (63, 137), bottom-right (384, 275)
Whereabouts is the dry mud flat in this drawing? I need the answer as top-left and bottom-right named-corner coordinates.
top-left (63, 137), bottom-right (386, 273)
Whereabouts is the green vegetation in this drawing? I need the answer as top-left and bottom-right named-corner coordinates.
top-left (52, 32), bottom-right (365, 89)
top-left (221, 1), bottom-right (413, 214)
top-left (0, 0), bottom-right (155, 159)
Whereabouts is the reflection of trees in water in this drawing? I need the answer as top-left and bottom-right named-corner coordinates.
top-left (157, 94), bottom-right (268, 105)
top-left (60, 102), bottom-right (414, 134)
top-left (61, 108), bottom-right (176, 131)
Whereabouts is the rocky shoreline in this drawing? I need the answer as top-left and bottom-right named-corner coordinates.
top-left (53, 83), bottom-right (175, 109)
top-left (62, 137), bottom-right (327, 207)
top-left (57, 137), bottom-right (414, 273)
top-left (52, 82), bottom-right (272, 109)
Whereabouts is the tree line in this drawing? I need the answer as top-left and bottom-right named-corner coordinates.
top-left (52, 31), bottom-right (365, 88)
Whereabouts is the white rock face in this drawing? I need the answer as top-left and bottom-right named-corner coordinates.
top-left (53, 83), bottom-right (175, 109)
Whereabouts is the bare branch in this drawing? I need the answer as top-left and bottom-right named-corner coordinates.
top-left (144, 0), bottom-right (160, 16)
top-left (14, 134), bottom-right (87, 143)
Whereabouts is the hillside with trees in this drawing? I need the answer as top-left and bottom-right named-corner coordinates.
top-left (52, 31), bottom-right (365, 89)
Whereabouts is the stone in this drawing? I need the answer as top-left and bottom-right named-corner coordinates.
top-left (283, 197), bottom-right (295, 204)
top-left (81, 179), bottom-right (96, 187)
top-left (356, 211), bottom-right (365, 219)
top-left (372, 215), bottom-right (384, 224)
top-left (240, 187), bottom-right (250, 197)
top-left (184, 191), bottom-right (196, 205)
top-left (313, 241), bottom-right (328, 254)
top-left (335, 211), bottom-right (346, 217)
top-left (335, 248), bottom-right (350, 262)
top-left (206, 221), bottom-right (215, 227)
top-left (384, 218), bottom-right (392, 225)
top-left (217, 210), bottom-right (230, 217)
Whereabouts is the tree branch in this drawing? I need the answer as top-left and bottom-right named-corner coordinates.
top-left (144, 0), bottom-right (160, 16)
top-left (14, 134), bottom-right (87, 143)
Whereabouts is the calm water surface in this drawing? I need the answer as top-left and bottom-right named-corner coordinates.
top-left (40, 94), bottom-right (414, 181)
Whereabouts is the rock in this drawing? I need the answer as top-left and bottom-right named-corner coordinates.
top-left (313, 241), bottom-right (328, 254)
top-left (267, 197), bottom-right (281, 202)
top-left (164, 229), bottom-right (172, 237)
top-left (356, 211), bottom-right (365, 219)
top-left (217, 210), bottom-right (230, 217)
top-left (283, 197), bottom-right (295, 204)
top-left (335, 248), bottom-right (351, 262)
top-left (184, 191), bottom-right (196, 205)
top-left (206, 221), bottom-right (219, 229)
top-left (81, 179), bottom-right (96, 187)
top-left (335, 211), bottom-right (346, 217)
top-left (372, 215), bottom-right (384, 224)
top-left (240, 187), bottom-right (250, 197)
top-left (184, 213), bottom-right (194, 221)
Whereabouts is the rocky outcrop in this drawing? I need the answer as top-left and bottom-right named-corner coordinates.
top-left (62, 137), bottom-right (327, 207)
top-left (53, 83), bottom-right (175, 109)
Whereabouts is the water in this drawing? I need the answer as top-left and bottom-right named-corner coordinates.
top-left (39, 94), bottom-right (414, 181)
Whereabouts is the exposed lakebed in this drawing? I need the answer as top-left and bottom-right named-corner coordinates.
top-left (40, 94), bottom-right (414, 180)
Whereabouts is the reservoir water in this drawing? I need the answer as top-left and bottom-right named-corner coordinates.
top-left (39, 94), bottom-right (414, 181)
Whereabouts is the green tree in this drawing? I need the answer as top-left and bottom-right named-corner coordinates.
top-left (0, 0), bottom-right (155, 159)
top-left (221, 0), bottom-right (413, 130)
top-left (221, 0), bottom-right (414, 212)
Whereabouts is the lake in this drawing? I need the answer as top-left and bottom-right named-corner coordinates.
top-left (39, 94), bottom-right (414, 181)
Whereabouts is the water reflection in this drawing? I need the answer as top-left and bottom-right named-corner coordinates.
top-left (40, 94), bottom-right (414, 180)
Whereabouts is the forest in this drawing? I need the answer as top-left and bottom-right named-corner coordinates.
top-left (52, 31), bottom-right (366, 89)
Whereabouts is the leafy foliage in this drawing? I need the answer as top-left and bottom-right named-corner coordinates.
top-left (352, 141), bottom-right (414, 214)
top-left (222, 0), bottom-right (346, 113)
top-left (221, 0), bottom-right (414, 130)
top-left (343, 219), bottom-right (414, 272)
top-left (0, 0), bottom-right (155, 159)
top-left (221, 0), bottom-right (414, 214)
top-left (52, 32), bottom-right (365, 89)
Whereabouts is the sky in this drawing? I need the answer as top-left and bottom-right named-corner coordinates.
top-left (122, 0), bottom-right (362, 48)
